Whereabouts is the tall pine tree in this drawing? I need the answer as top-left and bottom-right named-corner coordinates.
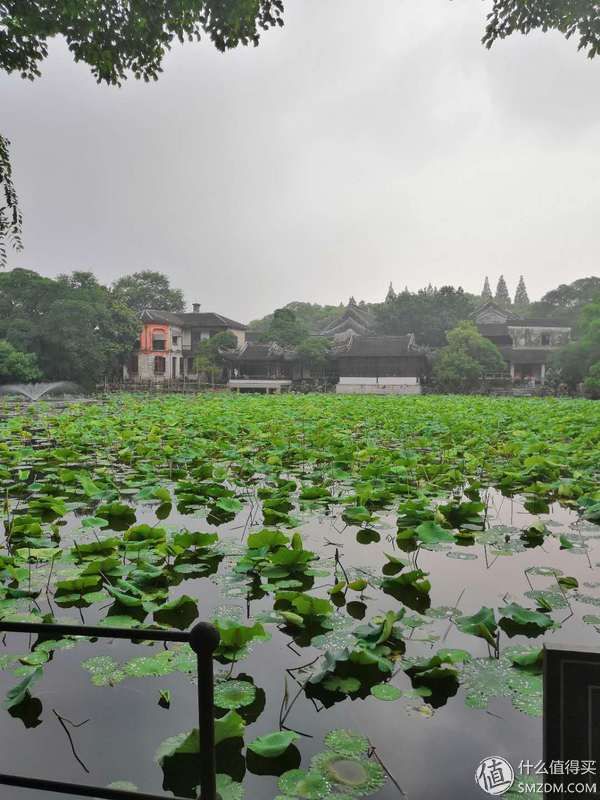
top-left (514, 275), bottom-right (529, 307)
top-left (385, 282), bottom-right (396, 303)
top-left (495, 275), bottom-right (511, 307)
top-left (481, 276), bottom-right (492, 300)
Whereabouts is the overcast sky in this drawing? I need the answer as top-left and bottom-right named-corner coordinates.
top-left (2, 1), bottom-right (600, 322)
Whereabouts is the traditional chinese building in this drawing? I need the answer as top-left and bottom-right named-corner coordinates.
top-left (473, 301), bottom-right (571, 384)
top-left (332, 333), bottom-right (426, 394)
top-left (125, 304), bottom-right (247, 381)
top-left (223, 299), bottom-right (427, 394)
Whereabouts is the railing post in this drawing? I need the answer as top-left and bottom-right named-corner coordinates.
top-left (189, 622), bottom-right (220, 800)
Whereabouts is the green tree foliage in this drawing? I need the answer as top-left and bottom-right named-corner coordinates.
top-left (193, 330), bottom-right (238, 384)
top-left (583, 362), bottom-right (600, 399)
top-left (112, 270), bottom-right (185, 315)
top-left (483, 1), bottom-right (600, 60)
top-left (296, 337), bottom-right (331, 369)
top-left (0, 268), bottom-right (140, 386)
top-left (514, 275), bottom-right (529, 308)
top-left (529, 277), bottom-right (600, 324)
top-left (494, 275), bottom-right (511, 307)
top-left (249, 302), bottom-right (340, 335)
top-left (551, 298), bottom-right (600, 388)
top-left (196, 330), bottom-right (238, 362)
top-left (385, 283), bottom-right (396, 303)
top-left (375, 286), bottom-right (478, 348)
top-left (0, 135), bottom-right (22, 268)
top-left (481, 276), bottom-right (492, 301)
top-left (432, 321), bottom-right (507, 393)
top-left (0, 1), bottom-right (283, 84)
top-left (260, 307), bottom-right (307, 346)
top-left (0, 339), bottom-right (41, 382)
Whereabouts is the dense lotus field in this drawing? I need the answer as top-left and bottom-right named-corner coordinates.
top-left (0, 393), bottom-right (599, 800)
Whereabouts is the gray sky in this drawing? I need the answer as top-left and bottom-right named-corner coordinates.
top-left (2, 0), bottom-right (600, 323)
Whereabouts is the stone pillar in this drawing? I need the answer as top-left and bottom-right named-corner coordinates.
top-left (540, 363), bottom-right (546, 384)
top-left (510, 363), bottom-right (515, 381)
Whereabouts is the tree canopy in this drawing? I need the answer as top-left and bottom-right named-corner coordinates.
top-left (528, 276), bottom-right (600, 324)
top-left (0, 268), bottom-right (140, 386)
top-left (432, 320), bottom-right (507, 393)
top-left (0, 135), bottom-right (22, 268)
top-left (550, 297), bottom-right (600, 388)
top-left (259, 307), bottom-right (308, 346)
top-left (514, 275), bottom-right (529, 307)
top-left (112, 270), bottom-right (185, 315)
top-left (376, 286), bottom-right (478, 348)
top-left (494, 275), bottom-right (511, 307)
top-left (483, 0), bottom-right (600, 60)
top-left (0, 0), bottom-right (284, 85)
top-left (0, 339), bottom-right (41, 382)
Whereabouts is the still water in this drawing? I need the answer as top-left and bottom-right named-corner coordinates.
top-left (0, 487), bottom-right (597, 800)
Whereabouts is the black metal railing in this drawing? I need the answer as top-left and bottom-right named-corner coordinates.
top-left (0, 620), bottom-right (220, 800)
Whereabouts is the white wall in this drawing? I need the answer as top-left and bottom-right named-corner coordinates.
top-left (336, 382), bottom-right (421, 395)
top-left (338, 376), bottom-right (418, 385)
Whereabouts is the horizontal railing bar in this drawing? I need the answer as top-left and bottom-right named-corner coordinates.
top-left (0, 773), bottom-right (177, 800)
top-left (0, 621), bottom-right (190, 643)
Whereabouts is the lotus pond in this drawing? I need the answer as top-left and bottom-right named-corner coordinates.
top-left (0, 393), bottom-right (599, 800)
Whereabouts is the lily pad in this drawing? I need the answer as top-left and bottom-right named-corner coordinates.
top-left (247, 731), bottom-right (300, 758)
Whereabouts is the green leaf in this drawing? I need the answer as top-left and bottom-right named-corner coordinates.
top-left (415, 521), bottom-right (455, 546)
top-left (499, 603), bottom-right (554, 631)
top-left (158, 689), bottom-right (171, 708)
top-left (557, 576), bottom-right (578, 590)
top-left (342, 505), bottom-right (372, 525)
top-left (55, 576), bottom-right (102, 595)
top-left (3, 667), bottom-right (43, 709)
top-left (247, 530), bottom-right (289, 550)
top-left (370, 683), bottom-right (402, 701)
top-left (509, 648), bottom-right (543, 668)
top-left (215, 497), bottom-right (243, 514)
top-left (155, 711), bottom-right (245, 764)
top-left (106, 782), bottom-right (139, 792)
top-left (322, 676), bottom-right (360, 694)
top-left (247, 730), bottom-right (299, 758)
top-left (455, 607), bottom-right (497, 646)
top-left (153, 595), bottom-right (198, 626)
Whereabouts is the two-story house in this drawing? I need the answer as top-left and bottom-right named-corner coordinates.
top-left (473, 301), bottom-right (571, 385)
top-left (125, 304), bottom-right (247, 381)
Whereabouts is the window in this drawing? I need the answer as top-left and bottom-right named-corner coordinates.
top-left (187, 358), bottom-right (195, 372)
top-left (152, 332), bottom-right (166, 351)
top-left (541, 333), bottom-right (551, 346)
top-left (180, 357), bottom-right (184, 374)
top-left (129, 355), bottom-right (138, 375)
top-left (172, 335), bottom-right (179, 345)
top-left (154, 356), bottom-right (166, 374)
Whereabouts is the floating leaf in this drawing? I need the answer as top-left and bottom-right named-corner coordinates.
top-left (214, 680), bottom-right (256, 710)
top-left (370, 683), bottom-right (402, 701)
top-left (324, 729), bottom-right (369, 757)
top-left (247, 731), bottom-right (300, 758)
top-left (277, 769), bottom-right (330, 799)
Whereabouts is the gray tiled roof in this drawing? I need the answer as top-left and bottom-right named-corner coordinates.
top-left (141, 309), bottom-right (247, 329)
top-left (500, 347), bottom-right (553, 364)
top-left (508, 319), bottom-right (570, 329)
top-left (335, 335), bottom-right (417, 357)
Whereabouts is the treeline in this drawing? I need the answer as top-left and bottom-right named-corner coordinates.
top-left (0, 268), bottom-right (183, 386)
top-left (250, 276), bottom-right (600, 395)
